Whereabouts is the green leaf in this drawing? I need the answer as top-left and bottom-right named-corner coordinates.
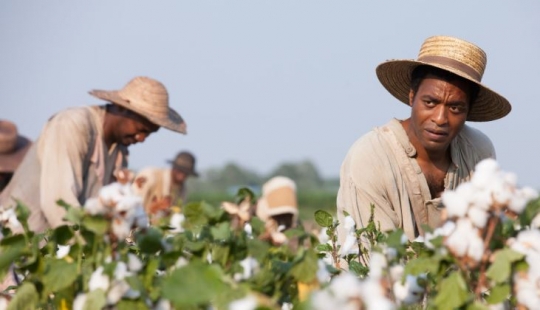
top-left (52, 225), bottom-right (75, 244)
top-left (486, 283), bottom-right (510, 305)
top-left (184, 202), bottom-right (209, 227)
top-left (466, 301), bottom-right (489, 310)
top-left (58, 200), bottom-right (84, 224)
top-left (290, 250), bottom-right (318, 283)
top-left (385, 229), bottom-right (405, 248)
top-left (248, 239), bottom-right (270, 262)
top-left (162, 262), bottom-right (226, 307)
top-left (314, 210), bottom-right (333, 228)
top-left (210, 222), bottom-right (231, 241)
top-left (137, 228), bottom-right (164, 254)
top-left (82, 216), bottom-right (109, 235)
top-left (404, 255), bottom-right (442, 276)
top-left (7, 282), bottom-right (38, 310)
top-left (117, 299), bottom-right (148, 310)
top-left (14, 201), bottom-right (30, 232)
top-left (434, 272), bottom-right (470, 310)
top-left (316, 243), bottom-right (332, 252)
top-left (83, 289), bottom-right (107, 310)
top-left (42, 258), bottom-right (79, 292)
top-left (486, 248), bottom-right (524, 283)
top-left (349, 260), bottom-right (369, 277)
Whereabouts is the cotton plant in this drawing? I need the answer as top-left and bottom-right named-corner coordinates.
top-left (84, 182), bottom-right (149, 240)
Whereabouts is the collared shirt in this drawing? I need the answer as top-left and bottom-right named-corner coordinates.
top-left (337, 119), bottom-right (495, 242)
top-left (0, 106), bottom-right (128, 233)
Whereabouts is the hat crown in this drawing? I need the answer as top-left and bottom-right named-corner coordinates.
top-left (417, 36), bottom-right (487, 82)
top-left (118, 76), bottom-right (170, 116)
top-left (0, 120), bottom-right (18, 153)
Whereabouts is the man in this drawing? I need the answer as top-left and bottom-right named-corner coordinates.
top-left (0, 120), bottom-right (31, 192)
top-left (256, 176), bottom-right (299, 230)
top-left (132, 151), bottom-right (198, 220)
top-left (337, 36), bottom-right (511, 243)
top-left (0, 76), bottom-right (186, 233)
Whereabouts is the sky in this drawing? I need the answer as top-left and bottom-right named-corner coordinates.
top-left (1, 1), bottom-right (540, 187)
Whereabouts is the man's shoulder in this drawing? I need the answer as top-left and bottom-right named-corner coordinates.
top-left (455, 124), bottom-right (495, 159)
top-left (47, 106), bottom-right (95, 127)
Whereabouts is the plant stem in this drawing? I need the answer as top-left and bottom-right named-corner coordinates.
top-left (474, 215), bottom-right (500, 298)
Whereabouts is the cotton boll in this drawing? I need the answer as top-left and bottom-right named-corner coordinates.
top-left (56, 245), bottom-right (71, 259)
top-left (393, 275), bottom-right (424, 305)
top-left (330, 273), bottom-right (363, 300)
top-left (89, 267), bottom-right (110, 292)
top-left (318, 227), bottom-right (329, 244)
top-left (338, 234), bottom-right (358, 257)
top-left (228, 294), bottom-right (258, 310)
top-left (99, 183), bottom-right (124, 206)
top-left (72, 293), bottom-right (87, 310)
top-left (154, 299), bottom-right (172, 310)
top-left (360, 278), bottom-right (395, 310)
top-left (389, 265), bottom-right (404, 282)
top-left (467, 206), bottom-right (489, 229)
top-left (127, 254), bottom-right (143, 272)
top-left (236, 257), bottom-right (259, 280)
top-left (515, 276), bottom-right (540, 310)
top-left (243, 223), bottom-right (253, 237)
top-left (112, 219), bottom-right (132, 240)
top-left (317, 259), bottom-right (331, 283)
top-left (472, 159), bottom-right (499, 187)
top-left (114, 262), bottom-right (131, 280)
top-left (169, 213), bottom-right (185, 234)
top-left (445, 218), bottom-right (475, 257)
top-left (107, 280), bottom-right (130, 304)
top-left (343, 216), bottom-right (356, 234)
top-left (442, 191), bottom-right (469, 218)
top-left (369, 252), bottom-right (387, 279)
top-left (469, 189), bottom-right (492, 211)
top-left (0, 208), bottom-right (22, 231)
top-left (84, 198), bottom-right (107, 215)
top-left (467, 233), bottom-right (485, 262)
top-left (510, 230), bottom-right (540, 256)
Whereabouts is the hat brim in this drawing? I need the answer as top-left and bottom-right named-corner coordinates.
top-left (167, 160), bottom-right (199, 177)
top-left (376, 59), bottom-right (511, 122)
top-left (89, 90), bottom-right (187, 134)
top-left (0, 136), bottom-right (31, 173)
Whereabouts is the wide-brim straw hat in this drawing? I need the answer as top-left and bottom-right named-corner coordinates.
top-left (376, 36), bottom-right (511, 122)
top-left (0, 120), bottom-right (31, 173)
top-left (256, 176), bottom-right (298, 223)
top-left (89, 76), bottom-right (187, 133)
top-left (167, 151), bottom-right (199, 177)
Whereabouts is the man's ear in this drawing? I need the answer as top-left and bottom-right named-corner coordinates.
top-left (408, 90), bottom-right (415, 107)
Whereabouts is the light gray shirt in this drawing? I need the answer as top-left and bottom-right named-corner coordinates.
top-left (0, 106), bottom-right (127, 233)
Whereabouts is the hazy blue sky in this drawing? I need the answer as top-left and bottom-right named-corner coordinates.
top-left (2, 2), bottom-right (539, 187)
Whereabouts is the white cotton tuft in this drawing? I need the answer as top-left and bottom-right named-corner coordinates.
top-left (393, 275), bottom-right (425, 305)
top-left (229, 294), bottom-right (258, 310)
top-left (243, 223), bottom-right (253, 237)
top-left (169, 213), bottom-right (185, 234)
top-left (127, 254), bottom-right (143, 272)
top-left (89, 267), bottom-right (110, 292)
top-left (338, 234), bottom-right (358, 257)
top-left (369, 252), bottom-right (387, 279)
top-left (72, 293), bottom-right (87, 310)
top-left (112, 219), bottom-right (132, 240)
top-left (84, 198), bottom-right (107, 215)
top-left (317, 259), bottom-right (331, 283)
top-left (467, 233), bottom-right (485, 262)
top-left (107, 280), bottom-right (130, 305)
top-left (343, 216), bottom-right (356, 234)
top-left (467, 206), bottom-right (489, 229)
top-left (472, 159), bottom-right (499, 188)
top-left (56, 244), bottom-right (71, 259)
top-left (442, 191), bottom-right (469, 218)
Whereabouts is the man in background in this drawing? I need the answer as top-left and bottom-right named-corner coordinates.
top-left (0, 76), bottom-right (187, 233)
top-left (0, 120), bottom-right (31, 193)
top-left (133, 151), bottom-right (199, 221)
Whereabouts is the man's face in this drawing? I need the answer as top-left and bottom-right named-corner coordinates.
top-left (407, 74), bottom-right (471, 154)
top-left (116, 113), bottom-right (160, 147)
top-left (171, 168), bottom-right (188, 184)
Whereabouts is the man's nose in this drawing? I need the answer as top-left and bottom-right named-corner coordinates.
top-left (432, 105), bottom-right (448, 126)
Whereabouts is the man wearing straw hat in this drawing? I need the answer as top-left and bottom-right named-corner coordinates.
top-left (0, 76), bottom-right (186, 233)
top-left (132, 151), bottom-right (199, 221)
top-left (0, 120), bottom-right (32, 193)
top-left (337, 36), bottom-right (511, 245)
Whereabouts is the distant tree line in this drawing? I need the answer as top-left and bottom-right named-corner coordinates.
top-left (185, 160), bottom-right (339, 219)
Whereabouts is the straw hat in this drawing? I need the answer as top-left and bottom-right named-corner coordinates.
top-left (167, 151), bottom-right (198, 177)
top-left (0, 120), bottom-right (31, 173)
top-left (256, 176), bottom-right (298, 223)
top-left (376, 35), bottom-right (511, 122)
top-left (89, 76), bottom-right (187, 133)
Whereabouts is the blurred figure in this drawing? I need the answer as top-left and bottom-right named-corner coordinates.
top-left (0, 76), bottom-right (186, 233)
top-left (256, 176), bottom-right (299, 230)
top-left (0, 120), bottom-right (31, 192)
top-left (133, 151), bottom-right (198, 221)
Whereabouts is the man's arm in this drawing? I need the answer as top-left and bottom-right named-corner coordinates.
top-left (37, 109), bottom-right (92, 228)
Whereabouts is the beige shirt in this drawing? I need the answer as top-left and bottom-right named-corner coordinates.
top-left (0, 106), bottom-right (128, 233)
top-left (132, 167), bottom-right (186, 213)
top-left (337, 119), bottom-right (495, 243)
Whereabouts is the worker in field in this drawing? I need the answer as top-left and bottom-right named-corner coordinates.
top-left (337, 35), bottom-right (511, 244)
